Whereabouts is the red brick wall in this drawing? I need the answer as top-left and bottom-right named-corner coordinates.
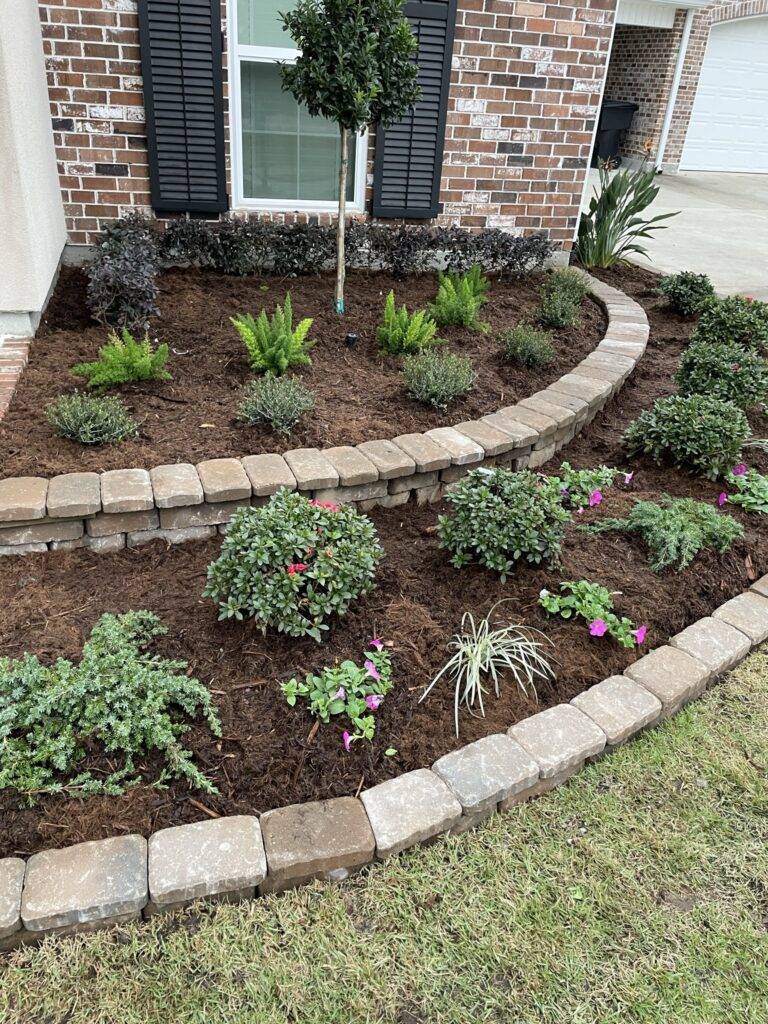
top-left (40, 0), bottom-right (617, 250)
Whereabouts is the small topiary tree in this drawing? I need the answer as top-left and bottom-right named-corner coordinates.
top-left (280, 0), bottom-right (420, 314)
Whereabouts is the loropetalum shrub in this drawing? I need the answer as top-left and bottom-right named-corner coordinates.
top-left (0, 611), bottom-right (221, 800)
top-left (721, 463), bottom-right (768, 515)
top-left (231, 294), bottom-right (314, 375)
top-left (430, 266), bottom-right (490, 331)
top-left (691, 294), bottom-right (768, 351)
top-left (656, 271), bottom-right (716, 317)
top-left (586, 496), bottom-right (744, 572)
top-left (204, 491), bottom-right (384, 641)
top-left (501, 322), bottom-right (554, 368)
top-left (86, 232), bottom-right (159, 329)
top-left (623, 394), bottom-right (750, 480)
top-left (271, 223), bottom-right (338, 277)
top-left (539, 581), bottom-right (647, 649)
top-left (213, 216), bottom-right (266, 275)
top-left (281, 641), bottom-right (393, 749)
top-left (159, 217), bottom-right (218, 268)
top-left (46, 392), bottom-right (138, 446)
top-left (402, 349), bottom-right (476, 410)
top-left (438, 467), bottom-right (571, 580)
top-left (236, 374), bottom-right (315, 435)
top-left (72, 328), bottom-right (171, 389)
top-left (378, 291), bottom-right (442, 355)
top-left (548, 461), bottom-right (618, 510)
top-left (675, 339), bottom-right (768, 409)
top-left (443, 228), bottom-right (553, 277)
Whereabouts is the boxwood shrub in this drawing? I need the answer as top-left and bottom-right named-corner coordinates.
top-left (691, 294), bottom-right (768, 351)
top-left (676, 339), bottom-right (768, 409)
top-left (656, 271), bottom-right (715, 317)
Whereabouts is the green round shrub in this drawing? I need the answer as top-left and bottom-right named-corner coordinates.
top-left (676, 339), bottom-right (768, 409)
top-left (656, 271), bottom-right (716, 317)
top-left (45, 392), bottom-right (137, 445)
top-left (402, 349), bottom-right (476, 410)
top-left (237, 374), bottom-right (315, 435)
top-left (623, 394), bottom-right (750, 480)
top-left (691, 294), bottom-right (768, 351)
top-left (204, 490), bottom-right (384, 641)
top-left (437, 467), bottom-right (571, 580)
top-left (502, 323), bottom-right (554, 368)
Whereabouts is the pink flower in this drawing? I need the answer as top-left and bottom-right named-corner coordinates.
top-left (333, 687), bottom-right (346, 701)
top-left (589, 490), bottom-right (603, 507)
top-left (733, 463), bottom-right (748, 476)
top-left (364, 659), bottom-right (381, 682)
top-left (576, 508), bottom-right (584, 516)
top-left (632, 624), bottom-right (648, 645)
top-left (718, 492), bottom-right (728, 507)
top-left (623, 472), bottom-right (634, 486)
top-left (287, 562), bottom-right (308, 575)
top-left (311, 500), bottom-right (340, 512)
top-left (365, 694), bottom-right (383, 711)
top-left (370, 637), bottom-right (383, 651)
top-left (343, 730), bottom-right (352, 752)
top-left (589, 619), bottom-right (609, 637)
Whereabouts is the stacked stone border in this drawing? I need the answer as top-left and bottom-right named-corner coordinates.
top-left (0, 275), bottom-right (648, 558)
top-left (2, 575), bottom-right (767, 948)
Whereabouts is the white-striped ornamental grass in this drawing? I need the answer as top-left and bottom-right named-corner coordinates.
top-left (420, 602), bottom-right (555, 736)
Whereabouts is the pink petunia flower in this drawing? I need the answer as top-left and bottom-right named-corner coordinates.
top-left (589, 619), bottom-right (609, 637)
top-left (589, 490), bottom-right (603, 507)
top-left (632, 624), bottom-right (648, 645)
top-left (333, 687), bottom-right (346, 702)
top-left (311, 500), bottom-right (340, 512)
top-left (287, 562), bottom-right (308, 575)
top-left (718, 492), bottom-right (728, 507)
top-left (370, 637), bottom-right (383, 651)
top-left (623, 472), bottom-right (634, 486)
top-left (733, 463), bottom-right (748, 477)
top-left (364, 660), bottom-right (381, 682)
top-left (343, 730), bottom-right (352, 753)
top-left (365, 694), bottom-right (383, 711)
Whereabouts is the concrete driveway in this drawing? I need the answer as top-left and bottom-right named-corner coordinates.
top-left (583, 171), bottom-right (768, 299)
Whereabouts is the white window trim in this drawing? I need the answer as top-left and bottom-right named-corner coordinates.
top-left (228, 0), bottom-right (368, 214)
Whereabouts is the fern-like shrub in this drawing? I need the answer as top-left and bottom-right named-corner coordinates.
top-left (205, 490), bottom-right (384, 641)
top-left (378, 291), bottom-right (442, 354)
top-left (0, 611), bottom-right (221, 800)
top-left (237, 374), bottom-right (315, 435)
top-left (501, 322), bottom-right (554, 368)
top-left (231, 294), bottom-right (314, 375)
top-left (72, 328), bottom-right (171, 389)
top-left (430, 266), bottom-right (490, 331)
top-left (402, 349), bottom-right (476, 410)
top-left (587, 496), bottom-right (743, 571)
top-left (675, 339), bottom-right (768, 409)
top-left (691, 294), bottom-right (768, 351)
top-left (46, 392), bottom-right (137, 446)
top-left (656, 271), bottom-right (715, 317)
top-left (438, 467), bottom-right (571, 580)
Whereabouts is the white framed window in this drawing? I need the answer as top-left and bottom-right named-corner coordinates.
top-left (228, 0), bottom-right (368, 212)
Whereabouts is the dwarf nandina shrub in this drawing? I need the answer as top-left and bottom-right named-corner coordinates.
top-left (281, 641), bottom-right (393, 748)
top-left (237, 374), bottom-right (315, 435)
top-left (430, 266), bottom-right (490, 331)
top-left (72, 328), bottom-right (171, 389)
top-left (204, 490), bottom-right (384, 641)
top-left (501, 323), bottom-right (554, 368)
top-left (0, 611), bottom-right (221, 800)
top-left (691, 294), bottom-right (768, 351)
top-left (438, 467), bottom-right (571, 580)
top-left (539, 581), bottom-right (645, 649)
top-left (656, 271), bottom-right (716, 317)
top-left (402, 349), bottom-right (476, 410)
top-left (46, 392), bottom-right (137, 446)
top-left (724, 466), bottom-right (768, 514)
top-left (378, 291), bottom-right (442, 354)
top-left (232, 294), bottom-right (314, 375)
top-left (623, 394), bottom-right (750, 480)
top-left (586, 496), bottom-right (743, 572)
top-left (675, 339), bottom-right (768, 409)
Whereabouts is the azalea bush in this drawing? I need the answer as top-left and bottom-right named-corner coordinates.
top-left (721, 464), bottom-right (768, 515)
top-left (378, 291), bottom-right (442, 354)
top-left (204, 490), bottom-right (384, 641)
top-left (236, 374), bottom-right (315, 435)
top-left (547, 461), bottom-right (618, 511)
top-left (675, 339), bottom-right (768, 410)
top-left (72, 328), bottom-right (171, 390)
top-left (656, 271), bottom-right (715, 317)
top-left (430, 266), bottom-right (490, 331)
top-left (539, 581), bottom-right (646, 649)
top-left (586, 496), bottom-right (743, 572)
top-left (438, 467), bottom-right (571, 580)
top-left (623, 395), bottom-right (750, 480)
top-left (0, 611), bottom-right (221, 800)
top-left (281, 641), bottom-right (393, 749)
top-left (502, 323), bottom-right (554, 368)
top-left (402, 349), bottom-right (476, 410)
top-left (46, 392), bottom-right (137, 446)
top-left (691, 294), bottom-right (768, 351)
top-left (232, 295), bottom-right (314, 376)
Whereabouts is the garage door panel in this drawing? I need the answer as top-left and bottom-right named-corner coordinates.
top-left (681, 17), bottom-right (768, 172)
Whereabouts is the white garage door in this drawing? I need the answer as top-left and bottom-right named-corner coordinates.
top-left (681, 17), bottom-right (768, 172)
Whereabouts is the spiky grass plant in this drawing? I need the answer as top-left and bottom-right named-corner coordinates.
top-left (420, 601), bottom-right (554, 736)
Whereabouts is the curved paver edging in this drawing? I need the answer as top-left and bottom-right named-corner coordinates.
top-left (2, 578), bottom-right (767, 949)
top-left (0, 276), bottom-right (649, 557)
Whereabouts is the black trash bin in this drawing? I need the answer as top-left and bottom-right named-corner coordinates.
top-left (591, 100), bottom-right (639, 167)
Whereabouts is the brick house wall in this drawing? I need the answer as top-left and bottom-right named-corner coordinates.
top-left (39, 0), bottom-right (617, 250)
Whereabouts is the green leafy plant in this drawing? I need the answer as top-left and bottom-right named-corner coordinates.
top-left (72, 328), bottom-right (171, 389)
top-left (501, 322), bottom-right (554, 368)
top-left (281, 641), bottom-right (392, 748)
top-left (539, 581), bottom-right (644, 649)
top-left (538, 289), bottom-right (580, 329)
top-left (656, 271), bottom-right (716, 317)
top-left (419, 602), bottom-right (554, 736)
top-left (576, 162), bottom-right (677, 268)
top-left (722, 466), bottom-right (768, 515)
top-left (586, 496), bottom-right (743, 571)
top-left (623, 394), bottom-right (750, 480)
top-left (0, 611), bottom-right (221, 800)
top-left (691, 294), bottom-right (768, 351)
top-left (675, 339), bottom-right (768, 409)
top-left (402, 349), bottom-right (476, 410)
top-left (237, 374), bottom-right (315, 435)
top-left (438, 467), bottom-right (571, 580)
top-left (544, 267), bottom-right (590, 305)
top-left (548, 461), bottom-right (617, 510)
top-left (430, 266), bottom-right (490, 331)
top-left (231, 294), bottom-right (314, 375)
top-left (46, 392), bottom-right (138, 446)
top-left (378, 290), bottom-right (442, 354)
top-left (204, 490), bottom-right (384, 641)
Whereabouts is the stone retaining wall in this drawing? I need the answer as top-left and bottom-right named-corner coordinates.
top-left (0, 276), bottom-right (649, 558)
top-left (3, 577), bottom-right (767, 949)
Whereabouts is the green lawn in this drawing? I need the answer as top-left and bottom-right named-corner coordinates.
top-left (4, 653), bottom-right (768, 1024)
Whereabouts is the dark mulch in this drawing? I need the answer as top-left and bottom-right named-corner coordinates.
top-left (0, 268), bottom-right (605, 478)
top-left (1, 262), bottom-right (766, 858)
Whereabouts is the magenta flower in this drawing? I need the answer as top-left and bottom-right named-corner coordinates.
top-left (370, 637), bottom-right (383, 651)
top-left (589, 490), bottom-right (603, 507)
top-left (623, 472), bottom-right (634, 486)
top-left (287, 562), bottom-right (308, 575)
top-left (333, 686), bottom-right (346, 702)
top-left (632, 624), bottom-right (648, 645)
top-left (343, 730), bottom-right (352, 753)
top-left (364, 659), bottom-right (381, 682)
top-left (311, 500), bottom-right (340, 512)
top-left (365, 694), bottom-right (383, 711)
top-left (718, 492), bottom-right (728, 507)
top-left (589, 619), bottom-right (609, 637)
top-left (733, 463), bottom-right (748, 476)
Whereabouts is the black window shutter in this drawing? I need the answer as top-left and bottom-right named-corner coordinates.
top-left (138, 0), bottom-right (227, 214)
top-left (372, 0), bottom-right (457, 220)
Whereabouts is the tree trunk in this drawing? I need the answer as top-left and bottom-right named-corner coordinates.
top-left (335, 126), bottom-right (348, 315)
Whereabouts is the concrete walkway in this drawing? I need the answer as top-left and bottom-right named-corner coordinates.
top-left (583, 170), bottom-right (768, 299)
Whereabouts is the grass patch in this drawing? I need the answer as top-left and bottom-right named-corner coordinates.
top-left (4, 652), bottom-right (768, 1023)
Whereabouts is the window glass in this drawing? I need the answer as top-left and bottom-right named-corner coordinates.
top-left (237, 0), bottom-right (294, 48)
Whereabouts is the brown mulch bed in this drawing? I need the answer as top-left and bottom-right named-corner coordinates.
top-left (1, 263), bottom-right (766, 859)
top-left (0, 268), bottom-right (605, 478)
